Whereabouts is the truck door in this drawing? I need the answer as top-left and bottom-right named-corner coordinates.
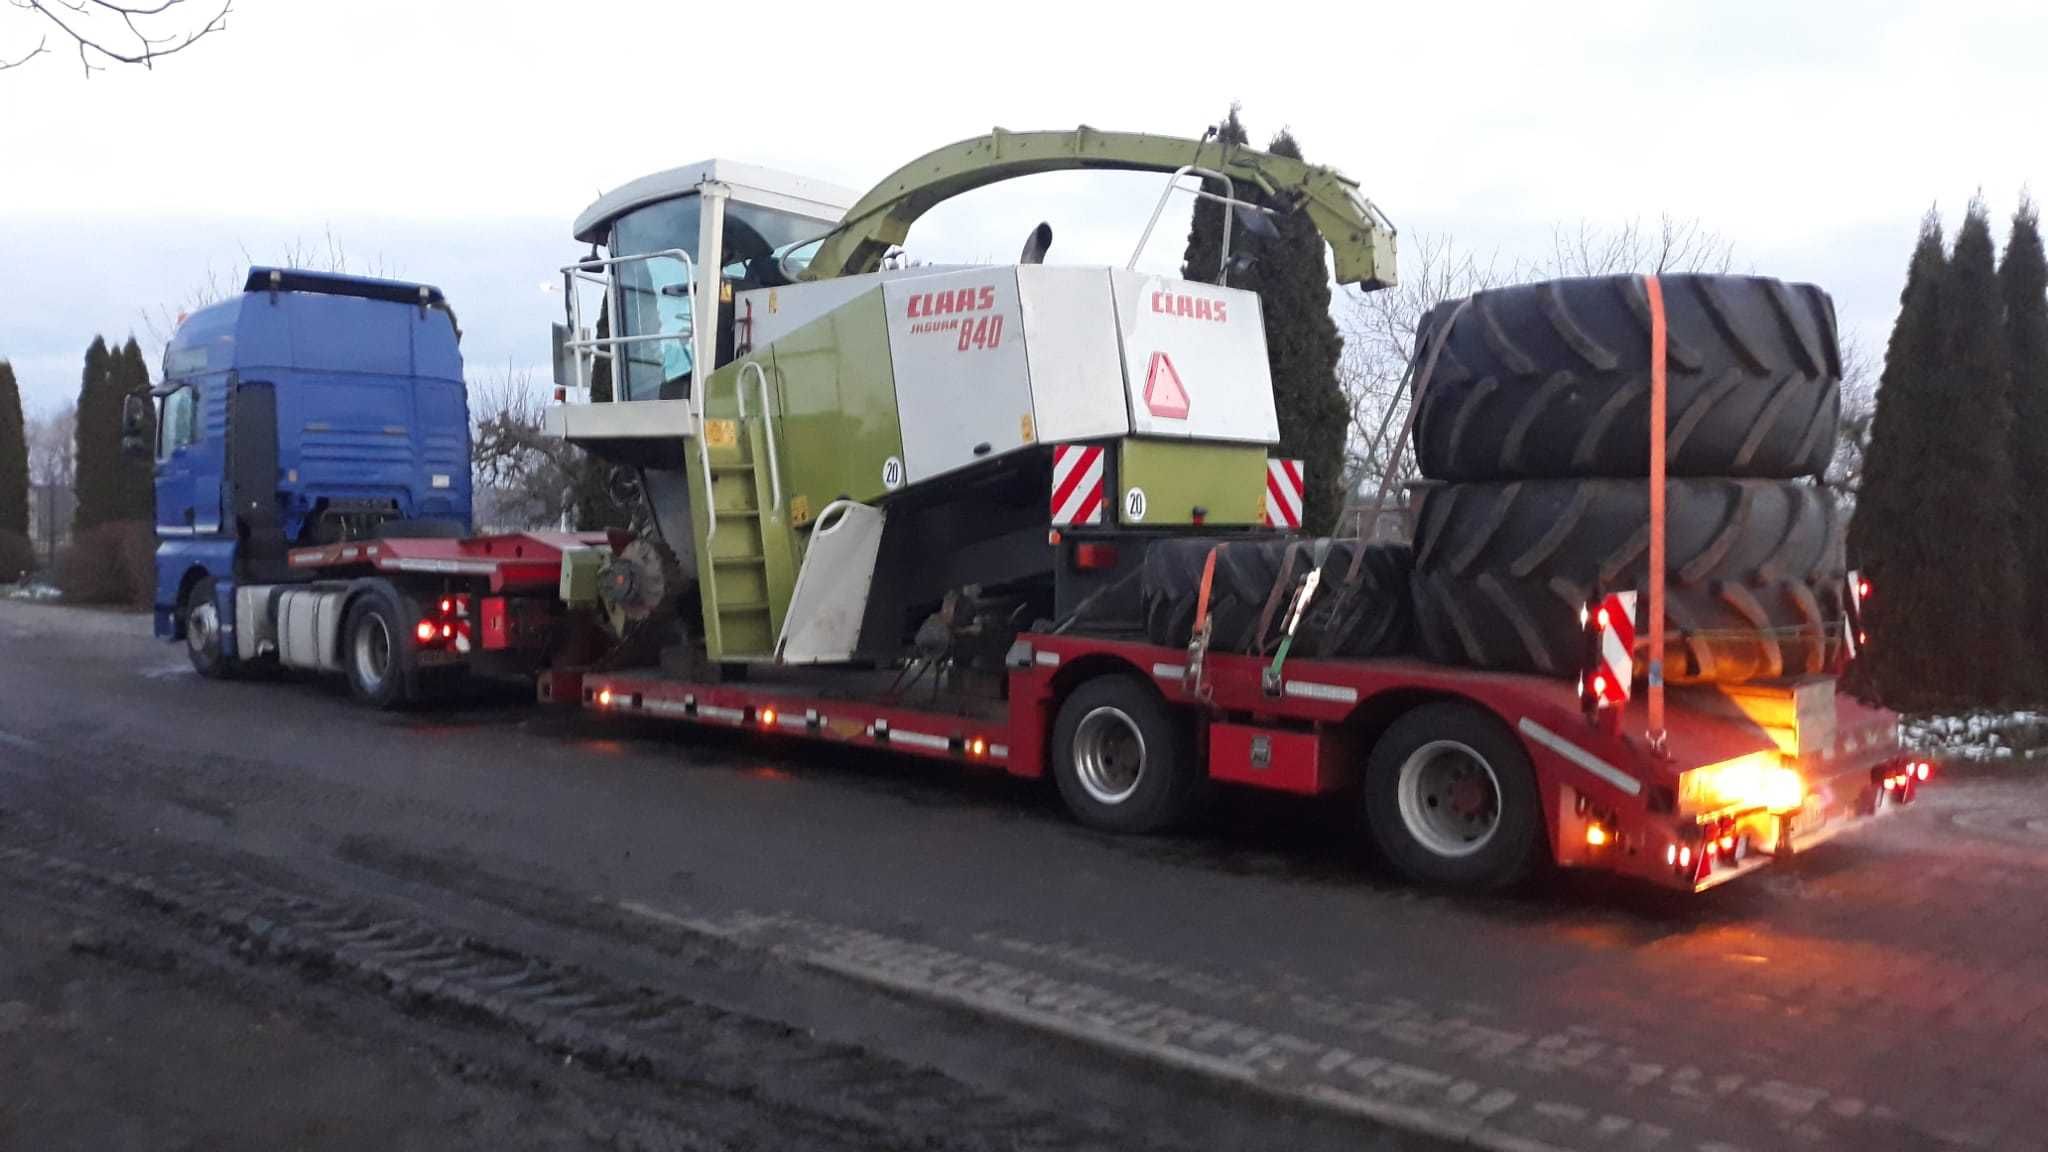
top-left (154, 381), bottom-right (202, 536)
top-left (227, 380), bottom-right (286, 580)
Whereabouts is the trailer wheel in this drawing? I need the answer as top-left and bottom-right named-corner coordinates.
top-left (1051, 674), bottom-right (1198, 834)
top-left (343, 587), bottom-right (417, 709)
top-left (1363, 702), bottom-right (1544, 892)
top-left (184, 576), bottom-right (232, 679)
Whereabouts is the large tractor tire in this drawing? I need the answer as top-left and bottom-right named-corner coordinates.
top-left (1140, 538), bottom-right (1413, 658)
top-left (1410, 478), bottom-right (1846, 684)
top-left (1412, 275), bottom-right (1842, 482)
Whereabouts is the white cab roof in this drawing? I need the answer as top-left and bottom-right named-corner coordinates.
top-left (573, 159), bottom-right (860, 243)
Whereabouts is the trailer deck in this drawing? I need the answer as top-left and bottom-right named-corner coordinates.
top-left (566, 632), bottom-right (1915, 894)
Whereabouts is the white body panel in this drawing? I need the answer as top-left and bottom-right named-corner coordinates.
top-left (1108, 271), bottom-right (1278, 444)
top-left (777, 501), bottom-right (886, 665)
top-left (1015, 267), bottom-right (1131, 443)
top-left (882, 269), bottom-right (1037, 483)
top-left (740, 266), bottom-right (976, 349)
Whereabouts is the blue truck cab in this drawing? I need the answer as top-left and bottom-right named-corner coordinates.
top-left (151, 267), bottom-right (471, 653)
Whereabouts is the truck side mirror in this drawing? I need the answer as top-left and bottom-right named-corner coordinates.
top-left (120, 394), bottom-right (152, 457)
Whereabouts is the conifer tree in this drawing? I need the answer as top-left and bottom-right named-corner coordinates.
top-left (70, 337), bottom-right (116, 534)
top-left (0, 361), bottom-right (28, 540)
top-left (2000, 197), bottom-right (2048, 682)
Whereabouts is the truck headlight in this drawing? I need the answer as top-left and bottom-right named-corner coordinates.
top-left (1678, 751), bottom-right (1805, 817)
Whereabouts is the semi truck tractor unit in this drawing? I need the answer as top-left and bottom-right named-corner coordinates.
top-left (137, 267), bottom-right (598, 702)
top-left (141, 127), bottom-right (1924, 895)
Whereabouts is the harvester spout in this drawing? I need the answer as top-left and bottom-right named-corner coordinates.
top-left (800, 126), bottom-right (1398, 289)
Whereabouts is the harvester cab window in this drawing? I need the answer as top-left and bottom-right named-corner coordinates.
top-left (611, 196), bottom-right (704, 403)
top-left (608, 194), bottom-right (844, 400)
top-left (158, 384), bottom-right (199, 459)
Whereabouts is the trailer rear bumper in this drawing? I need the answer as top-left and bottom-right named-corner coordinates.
top-left (1564, 750), bottom-right (1929, 893)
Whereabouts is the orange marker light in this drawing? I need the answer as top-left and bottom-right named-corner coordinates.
top-left (1585, 825), bottom-right (1609, 847)
top-left (969, 738), bottom-right (988, 757)
top-left (760, 707), bottom-right (778, 728)
top-left (596, 688), bottom-right (613, 707)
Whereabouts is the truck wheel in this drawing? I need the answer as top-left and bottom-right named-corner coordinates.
top-left (1363, 702), bottom-right (1544, 892)
top-left (1412, 275), bottom-right (1842, 482)
top-left (343, 588), bottom-right (417, 709)
top-left (184, 576), bottom-right (232, 679)
top-left (1051, 674), bottom-right (1198, 834)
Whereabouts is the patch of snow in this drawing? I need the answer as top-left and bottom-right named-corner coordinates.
top-left (1904, 710), bottom-right (2048, 764)
top-left (1, 582), bottom-right (62, 602)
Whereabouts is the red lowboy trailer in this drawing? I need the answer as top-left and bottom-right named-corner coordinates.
top-left (563, 630), bottom-right (1920, 895)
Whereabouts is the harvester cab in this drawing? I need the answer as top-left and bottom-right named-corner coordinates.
top-left (547, 127), bottom-right (1398, 676)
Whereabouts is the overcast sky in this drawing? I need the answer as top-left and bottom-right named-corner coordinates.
top-left (1, 0), bottom-right (2041, 416)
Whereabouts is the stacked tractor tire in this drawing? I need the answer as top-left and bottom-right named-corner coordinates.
top-left (1407, 275), bottom-right (1849, 685)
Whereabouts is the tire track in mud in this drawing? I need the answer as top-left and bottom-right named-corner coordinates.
top-left (0, 817), bottom-right (1133, 1152)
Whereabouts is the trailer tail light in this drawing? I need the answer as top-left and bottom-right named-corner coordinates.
top-left (1584, 823), bottom-right (1609, 847)
top-left (1843, 571), bottom-right (1870, 663)
top-left (597, 687), bottom-right (613, 707)
top-left (759, 707), bottom-right (778, 729)
top-left (1072, 543), bottom-right (1120, 571)
top-left (1677, 751), bottom-right (1805, 817)
top-left (415, 620), bottom-right (438, 643)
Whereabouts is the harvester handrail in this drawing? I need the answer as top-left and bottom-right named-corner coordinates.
top-left (1129, 166), bottom-right (1235, 280)
top-left (735, 361), bottom-right (784, 518)
top-left (557, 247), bottom-right (697, 401)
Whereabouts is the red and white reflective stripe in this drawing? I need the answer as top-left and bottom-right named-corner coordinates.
top-left (1594, 590), bottom-right (1637, 705)
top-left (1050, 443), bottom-right (1105, 526)
top-left (1263, 458), bottom-right (1304, 529)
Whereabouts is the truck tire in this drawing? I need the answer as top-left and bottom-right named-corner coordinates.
top-left (184, 576), bottom-right (233, 679)
top-left (1410, 478), bottom-right (1845, 684)
top-left (1412, 275), bottom-right (1841, 482)
top-left (1051, 674), bottom-right (1199, 834)
top-left (1364, 701), bottom-right (1546, 892)
top-left (342, 585), bottom-right (420, 709)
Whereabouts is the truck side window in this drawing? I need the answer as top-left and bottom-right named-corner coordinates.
top-left (158, 385), bottom-right (200, 459)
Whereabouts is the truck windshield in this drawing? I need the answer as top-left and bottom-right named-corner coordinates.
top-left (609, 197), bottom-right (839, 402)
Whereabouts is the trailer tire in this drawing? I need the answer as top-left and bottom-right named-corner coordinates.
top-left (1051, 674), bottom-right (1198, 834)
top-left (342, 585), bottom-right (419, 709)
top-left (1363, 702), bottom-right (1544, 892)
top-left (1412, 275), bottom-right (1841, 481)
top-left (184, 576), bottom-right (233, 679)
top-left (1410, 477), bottom-right (1844, 684)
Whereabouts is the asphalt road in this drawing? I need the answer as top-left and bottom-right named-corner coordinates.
top-left (2, 598), bottom-right (2044, 1152)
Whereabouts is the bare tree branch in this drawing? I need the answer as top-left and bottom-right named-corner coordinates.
top-left (0, 31), bottom-right (46, 68)
top-left (4, 0), bottom-right (229, 76)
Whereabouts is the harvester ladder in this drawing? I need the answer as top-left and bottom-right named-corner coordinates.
top-left (694, 361), bottom-right (799, 661)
